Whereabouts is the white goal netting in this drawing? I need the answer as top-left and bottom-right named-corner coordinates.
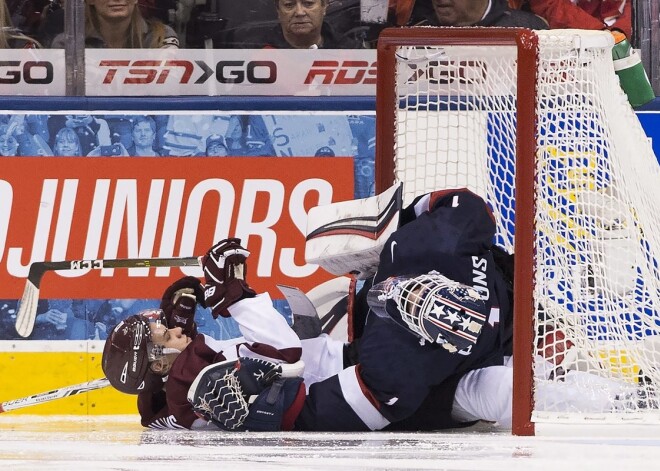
top-left (383, 29), bottom-right (660, 426)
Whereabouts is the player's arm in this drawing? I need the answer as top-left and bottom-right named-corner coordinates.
top-left (137, 389), bottom-right (188, 430)
top-left (159, 276), bottom-right (205, 338)
top-left (201, 239), bottom-right (302, 364)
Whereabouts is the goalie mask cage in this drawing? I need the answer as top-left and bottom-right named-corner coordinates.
top-left (376, 28), bottom-right (660, 436)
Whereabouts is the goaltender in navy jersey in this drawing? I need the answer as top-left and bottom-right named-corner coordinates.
top-left (294, 188), bottom-right (513, 431)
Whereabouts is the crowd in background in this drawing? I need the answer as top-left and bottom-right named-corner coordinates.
top-left (0, 112), bottom-right (375, 194)
top-left (0, 0), bottom-right (634, 50)
top-left (0, 296), bottom-right (245, 340)
top-left (0, 0), bottom-right (639, 164)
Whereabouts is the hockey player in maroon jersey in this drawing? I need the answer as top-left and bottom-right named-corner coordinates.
top-left (102, 240), bottom-right (344, 430)
top-left (102, 240), bottom-right (306, 430)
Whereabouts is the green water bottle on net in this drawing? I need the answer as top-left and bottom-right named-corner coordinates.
top-left (611, 30), bottom-right (655, 108)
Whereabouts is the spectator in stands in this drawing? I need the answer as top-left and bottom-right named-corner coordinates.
top-left (70, 299), bottom-right (119, 340)
top-left (1, 0), bottom-right (40, 47)
top-left (6, 0), bottom-right (50, 37)
top-left (52, 127), bottom-right (83, 156)
top-left (160, 115), bottom-right (231, 156)
top-left (394, 0), bottom-right (548, 29)
top-left (204, 134), bottom-right (229, 157)
top-left (0, 119), bottom-right (52, 156)
top-left (37, 0), bottom-right (64, 48)
top-left (244, 0), bottom-right (363, 49)
top-left (128, 116), bottom-right (160, 156)
top-left (0, 124), bottom-right (19, 156)
top-left (32, 300), bottom-right (80, 340)
top-left (0, 300), bottom-right (18, 339)
top-left (51, 0), bottom-right (179, 48)
top-left (523, 0), bottom-right (631, 38)
top-left (48, 114), bottom-right (111, 155)
top-left (224, 115), bottom-right (276, 156)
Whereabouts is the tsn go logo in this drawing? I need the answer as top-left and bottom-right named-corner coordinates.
top-left (98, 59), bottom-right (379, 86)
top-left (0, 61), bottom-right (54, 84)
top-left (99, 60), bottom-right (278, 84)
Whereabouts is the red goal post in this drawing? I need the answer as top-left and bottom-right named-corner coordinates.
top-left (376, 27), bottom-right (660, 436)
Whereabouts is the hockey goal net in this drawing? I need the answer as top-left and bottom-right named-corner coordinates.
top-left (376, 27), bottom-right (660, 435)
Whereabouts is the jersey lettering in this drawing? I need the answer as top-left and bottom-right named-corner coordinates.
top-left (471, 256), bottom-right (489, 299)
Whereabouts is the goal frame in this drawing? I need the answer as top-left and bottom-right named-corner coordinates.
top-left (375, 27), bottom-right (539, 436)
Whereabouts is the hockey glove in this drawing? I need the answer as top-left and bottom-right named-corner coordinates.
top-left (159, 276), bottom-right (205, 337)
top-left (201, 238), bottom-right (256, 318)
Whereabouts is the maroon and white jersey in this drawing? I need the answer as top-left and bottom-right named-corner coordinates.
top-left (140, 293), bottom-right (307, 429)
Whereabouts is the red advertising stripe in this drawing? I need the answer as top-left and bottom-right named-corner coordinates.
top-left (0, 157), bottom-right (354, 299)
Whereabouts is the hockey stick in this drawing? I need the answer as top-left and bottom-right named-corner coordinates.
top-left (15, 256), bottom-right (201, 338)
top-left (0, 378), bottom-right (111, 413)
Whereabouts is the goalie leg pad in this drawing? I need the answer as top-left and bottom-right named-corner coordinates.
top-left (187, 357), bottom-right (282, 430)
top-left (243, 377), bottom-right (306, 431)
top-left (187, 359), bottom-right (250, 430)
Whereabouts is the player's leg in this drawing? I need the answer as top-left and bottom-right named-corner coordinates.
top-left (299, 335), bottom-right (346, 387)
top-left (451, 360), bottom-right (514, 428)
top-left (231, 292), bottom-right (302, 363)
top-left (294, 314), bottom-right (468, 431)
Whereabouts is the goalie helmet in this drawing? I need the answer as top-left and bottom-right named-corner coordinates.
top-left (368, 271), bottom-right (488, 352)
top-left (102, 309), bottom-right (167, 394)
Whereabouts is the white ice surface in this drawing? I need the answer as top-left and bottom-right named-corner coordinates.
top-left (1, 415), bottom-right (660, 470)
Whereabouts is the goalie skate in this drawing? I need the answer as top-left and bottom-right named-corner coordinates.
top-left (369, 271), bottom-right (487, 352)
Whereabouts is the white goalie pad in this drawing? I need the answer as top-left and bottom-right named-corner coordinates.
top-left (305, 183), bottom-right (402, 279)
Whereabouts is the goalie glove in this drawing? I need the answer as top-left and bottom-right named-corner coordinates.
top-left (201, 238), bottom-right (257, 318)
top-left (159, 276), bottom-right (205, 337)
top-left (367, 271), bottom-right (487, 352)
top-left (187, 357), bottom-right (305, 431)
